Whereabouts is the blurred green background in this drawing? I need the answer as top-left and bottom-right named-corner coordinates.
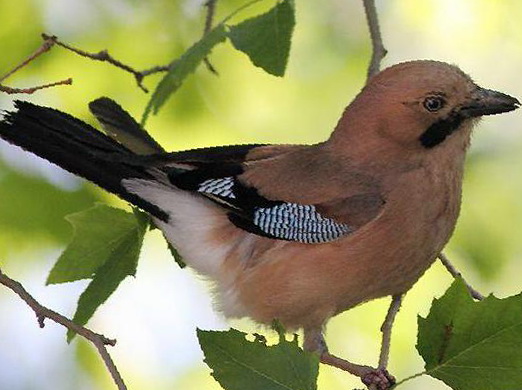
top-left (1, 0), bottom-right (521, 389)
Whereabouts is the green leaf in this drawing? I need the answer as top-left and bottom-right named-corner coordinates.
top-left (166, 239), bottom-right (186, 269)
top-left (0, 161), bottom-right (97, 250)
top-left (228, 0), bottom-right (295, 77)
top-left (198, 328), bottom-right (319, 390)
top-left (149, 220), bottom-right (186, 268)
top-left (142, 24), bottom-right (227, 124)
top-left (47, 204), bottom-right (147, 284)
top-left (417, 279), bottom-right (522, 390)
top-left (66, 206), bottom-right (148, 341)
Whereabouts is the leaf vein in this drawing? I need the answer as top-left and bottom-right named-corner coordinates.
top-left (429, 320), bottom-right (522, 374)
top-left (210, 340), bottom-right (295, 390)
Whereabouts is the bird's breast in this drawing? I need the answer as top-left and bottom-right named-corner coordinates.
top-left (367, 161), bottom-right (465, 294)
top-left (312, 161), bottom-right (466, 317)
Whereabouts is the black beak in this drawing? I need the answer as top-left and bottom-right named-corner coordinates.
top-left (460, 87), bottom-right (520, 118)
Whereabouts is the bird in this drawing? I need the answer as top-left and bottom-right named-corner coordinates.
top-left (0, 60), bottom-right (519, 389)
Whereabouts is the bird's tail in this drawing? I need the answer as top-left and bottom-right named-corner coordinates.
top-left (0, 100), bottom-right (168, 221)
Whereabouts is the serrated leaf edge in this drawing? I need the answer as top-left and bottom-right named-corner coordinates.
top-left (197, 328), bottom-right (317, 390)
top-left (47, 205), bottom-right (143, 284)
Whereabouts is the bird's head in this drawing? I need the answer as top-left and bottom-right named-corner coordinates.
top-left (331, 60), bottom-right (519, 160)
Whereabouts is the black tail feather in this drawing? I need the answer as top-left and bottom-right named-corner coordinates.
top-left (0, 101), bottom-right (168, 221)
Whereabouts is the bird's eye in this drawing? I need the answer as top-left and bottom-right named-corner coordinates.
top-left (423, 96), bottom-right (446, 112)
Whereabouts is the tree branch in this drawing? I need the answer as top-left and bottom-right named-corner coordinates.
top-left (0, 267), bottom-right (127, 390)
top-left (362, 0), bottom-right (387, 80)
top-left (438, 253), bottom-right (485, 300)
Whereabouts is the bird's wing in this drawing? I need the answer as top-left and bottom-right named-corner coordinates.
top-left (162, 145), bottom-right (384, 244)
top-left (86, 97), bottom-right (384, 243)
top-left (89, 97), bottom-right (165, 154)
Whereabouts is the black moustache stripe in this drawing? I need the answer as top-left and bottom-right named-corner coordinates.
top-left (419, 113), bottom-right (463, 148)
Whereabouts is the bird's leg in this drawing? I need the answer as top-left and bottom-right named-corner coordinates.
top-left (377, 294), bottom-right (402, 370)
top-left (303, 328), bottom-right (395, 390)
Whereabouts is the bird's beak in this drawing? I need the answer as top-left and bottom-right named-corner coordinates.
top-left (460, 87), bottom-right (520, 118)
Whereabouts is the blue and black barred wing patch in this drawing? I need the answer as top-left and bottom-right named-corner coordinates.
top-left (198, 177), bottom-right (236, 199)
top-left (248, 203), bottom-right (352, 243)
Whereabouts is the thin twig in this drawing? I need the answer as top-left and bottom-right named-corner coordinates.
top-left (0, 35), bottom-right (72, 95)
top-left (40, 33), bottom-right (183, 93)
top-left (362, 0), bottom-right (387, 81)
top-left (438, 253), bottom-right (485, 300)
top-left (41, 33), bottom-right (156, 93)
top-left (139, 64), bottom-right (172, 78)
top-left (0, 268), bottom-right (127, 390)
top-left (0, 35), bottom-right (57, 83)
top-left (0, 78), bottom-right (73, 95)
top-left (203, 0), bottom-right (219, 74)
top-left (204, 0), bottom-right (218, 34)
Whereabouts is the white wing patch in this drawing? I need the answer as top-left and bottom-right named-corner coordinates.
top-left (122, 178), bottom-right (250, 318)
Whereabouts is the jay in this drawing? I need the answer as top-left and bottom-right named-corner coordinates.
top-left (0, 60), bottom-right (519, 389)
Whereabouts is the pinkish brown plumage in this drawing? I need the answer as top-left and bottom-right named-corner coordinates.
top-left (0, 60), bottom-right (519, 389)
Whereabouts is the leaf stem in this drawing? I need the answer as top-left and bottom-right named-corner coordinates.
top-left (393, 371), bottom-right (426, 388)
top-left (202, 0), bottom-right (220, 74)
top-left (222, 0), bottom-right (266, 24)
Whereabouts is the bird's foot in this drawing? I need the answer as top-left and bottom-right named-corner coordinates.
top-left (319, 353), bottom-right (395, 390)
top-left (304, 328), bottom-right (396, 389)
top-left (361, 367), bottom-right (395, 390)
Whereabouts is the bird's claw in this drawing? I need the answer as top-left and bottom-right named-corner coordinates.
top-left (361, 368), bottom-right (395, 390)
